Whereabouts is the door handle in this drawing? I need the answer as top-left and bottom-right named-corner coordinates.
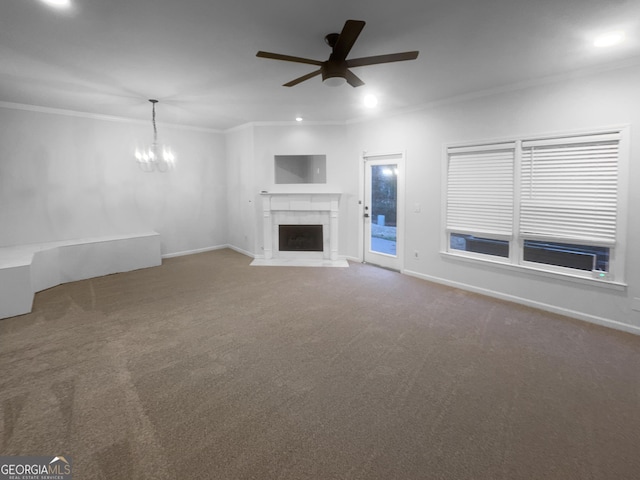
top-left (364, 213), bottom-right (370, 218)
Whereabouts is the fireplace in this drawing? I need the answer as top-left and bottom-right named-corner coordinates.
top-left (279, 225), bottom-right (323, 252)
top-left (251, 193), bottom-right (347, 267)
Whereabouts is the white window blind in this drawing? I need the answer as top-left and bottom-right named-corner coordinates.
top-left (520, 133), bottom-right (620, 245)
top-left (447, 143), bottom-right (515, 237)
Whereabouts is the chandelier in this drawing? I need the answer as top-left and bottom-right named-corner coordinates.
top-left (135, 99), bottom-right (176, 172)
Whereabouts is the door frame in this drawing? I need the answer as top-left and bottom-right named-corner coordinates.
top-left (358, 151), bottom-right (406, 271)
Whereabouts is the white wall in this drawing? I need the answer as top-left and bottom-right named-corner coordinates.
top-left (0, 106), bottom-right (227, 256)
top-left (3, 63), bottom-right (639, 333)
top-left (225, 125), bottom-right (256, 256)
top-left (346, 63), bottom-right (640, 333)
top-left (226, 123), bottom-right (358, 259)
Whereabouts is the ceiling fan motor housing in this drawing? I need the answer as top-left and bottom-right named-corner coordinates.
top-left (324, 33), bottom-right (340, 48)
top-left (321, 59), bottom-right (347, 85)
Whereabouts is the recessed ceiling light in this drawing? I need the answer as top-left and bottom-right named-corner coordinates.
top-left (40, 0), bottom-right (71, 8)
top-left (593, 31), bottom-right (625, 48)
top-left (363, 94), bottom-right (378, 108)
top-left (295, 117), bottom-right (303, 122)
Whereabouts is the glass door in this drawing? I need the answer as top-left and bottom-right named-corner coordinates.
top-left (364, 153), bottom-right (403, 271)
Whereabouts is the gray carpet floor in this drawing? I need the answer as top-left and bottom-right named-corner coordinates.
top-left (1, 248), bottom-right (639, 479)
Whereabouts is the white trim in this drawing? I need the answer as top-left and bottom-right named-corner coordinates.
top-left (345, 57), bottom-right (640, 127)
top-left (613, 125), bottom-right (630, 283)
top-left (224, 120), bottom-right (346, 133)
top-left (511, 141), bottom-right (523, 265)
top-left (6, 57), bottom-right (639, 133)
top-left (445, 231), bottom-right (513, 241)
top-left (227, 245), bottom-right (256, 258)
top-left (361, 151), bottom-right (406, 271)
top-left (162, 244), bottom-right (229, 259)
top-left (223, 122), bottom-right (256, 134)
top-left (447, 142), bottom-right (516, 154)
top-left (357, 153), bottom-right (366, 263)
top-left (403, 268), bottom-right (640, 336)
top-left (445, 124), bottom-right (630, 154)
top-left (0, 100), bottom-right (223, 134)
top-left (440, 143), bottom-right (449, 258)
top-left (519, 234), bottom-right (616, 247)
top-left (444, 247), bottom-right (511, 265)
top-left (521, 131), bottom-right (621, 148)
top-left (251, 120), bottom-right (346, 127)
top-left (362, 150), bottom-right (407, 159)
top-left (440, 250), bottom-right (627, 290)
top-left (160, 247), bottom-right (355, 264)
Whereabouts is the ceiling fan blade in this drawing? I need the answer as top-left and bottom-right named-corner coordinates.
top-left (346, 51), bottom-right (419, 68)
top-left (331, 20), bottom-right (366, 61)
top-left (283, 69), bottom-right (322, 87)
top-left (256, 51), bottom-right (323, 66)
top-left (344, 69), bottom-right (365, 88)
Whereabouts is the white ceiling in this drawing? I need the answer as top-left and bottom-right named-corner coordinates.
top-left (2, 0), bottom-right (639, 130)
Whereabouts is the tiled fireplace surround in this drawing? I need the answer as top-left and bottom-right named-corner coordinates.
top-left (251, 193), bottom-right (348, 267)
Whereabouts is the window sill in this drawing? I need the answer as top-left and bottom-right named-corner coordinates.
top-left (440, 251), bottom-right (627, 291)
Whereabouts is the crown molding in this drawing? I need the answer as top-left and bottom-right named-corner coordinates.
top-left (0, 101), bottom-right (223, 134)
top-left (224, 119), bottom-right (346, 133)
top-left (4, 55), bottom-right (639, 133)
top-left (345, 55), bottom-right (640, 126)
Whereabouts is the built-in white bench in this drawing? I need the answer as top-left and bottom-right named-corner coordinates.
top-left (0, 232), bottom-right (161, 320)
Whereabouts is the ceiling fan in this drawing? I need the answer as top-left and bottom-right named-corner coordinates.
top-left (256, 19), bottom-right (419, 87)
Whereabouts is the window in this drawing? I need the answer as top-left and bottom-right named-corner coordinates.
top-left (446, 143), bottom-right (515, 259)
top-left (445, 129), bottom-right (626, 282)
top-left (522, 240), bottom-right (609, 271)
top-left (450, 234), bottom-right (509, 258)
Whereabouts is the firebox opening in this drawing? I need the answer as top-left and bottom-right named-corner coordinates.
top-left (279, 225), bottom-right (323, 252)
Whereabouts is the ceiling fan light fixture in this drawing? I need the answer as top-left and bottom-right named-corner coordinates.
top-left (256, 20), bottom-right (419, 88)
top-left (323, 76), bottom-right (347, 87)
top-left (322, 60), bottom-right (347, 87)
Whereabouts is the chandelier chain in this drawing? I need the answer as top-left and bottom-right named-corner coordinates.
top-left (151, 99), bottom-right (158, 144)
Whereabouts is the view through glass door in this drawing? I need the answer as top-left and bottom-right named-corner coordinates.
top-left (364, 153), bottom-right (403, 271)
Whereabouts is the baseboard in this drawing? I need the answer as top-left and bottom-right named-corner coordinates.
top-left (226, 245), bottom-right (255, 259)
top-left (162, 244), bottom-right (228, 259)
top-left (403, 269), bottom-right (640, 336)
top-left (222, 248), bottom-right (353, 262)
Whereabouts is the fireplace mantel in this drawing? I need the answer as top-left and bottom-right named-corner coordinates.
top-left (252, 192), bottom-right (347, 267)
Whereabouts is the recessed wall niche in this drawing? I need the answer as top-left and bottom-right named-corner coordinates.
top-left (274, 155), bottom-right (326, 184)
